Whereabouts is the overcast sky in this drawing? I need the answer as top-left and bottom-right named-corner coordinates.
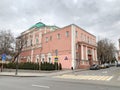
top-left (0, 0), bottom-right (120, 48)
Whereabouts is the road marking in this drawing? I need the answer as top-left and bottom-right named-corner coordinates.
top-left (96, 76), bottom-right (105, 80)
top-left (106, 76), bottom-right (113, 81)
top-left (32, 84), bottom-right (50, 88)
top-left (54, 75), bottom-right (113, 81)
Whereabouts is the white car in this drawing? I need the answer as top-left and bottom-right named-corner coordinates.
top-left (104, 63), bottom-right (110, 68)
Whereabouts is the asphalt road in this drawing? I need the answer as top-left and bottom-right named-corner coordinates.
top-left (72, 67), bottom-right (120, 76)
top-left (0, 76), bottom-right (120, 90)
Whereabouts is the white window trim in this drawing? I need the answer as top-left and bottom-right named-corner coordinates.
top-left (41, 54), bottom-right (45, 63)
top-left (57, 33), bottom-right (60, 39)
top-left (36, 55), bottom-right (39, 63)
top-left (47, 53), bottom-right (52, 63)
top-left (46, 37), bottom-right (48, 42)
top-left (27, 56), bottom-right (31, 62)
top-left (66, 31), bottom-right (69, 37)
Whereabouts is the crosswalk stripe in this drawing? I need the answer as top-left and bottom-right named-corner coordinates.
top-left (100, 76), bottom-right (109, 80)
top-left (54, 75), bottom-right (113, 81)
top-left (106, 76), bottom-right (113, 81)
top-left (96, 76), bottom-right (105, 80)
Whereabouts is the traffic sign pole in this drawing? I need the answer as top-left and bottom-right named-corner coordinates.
top-left (1, 54), bottom-right (6, 72)
top-left (1, 61), bottom-right (3, 72)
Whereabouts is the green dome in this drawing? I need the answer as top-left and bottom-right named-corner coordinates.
top-left (29, 22), bottom-right (46, 29)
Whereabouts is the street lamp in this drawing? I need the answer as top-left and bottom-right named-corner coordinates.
top-left (15, 56), bottom-right (19, 75)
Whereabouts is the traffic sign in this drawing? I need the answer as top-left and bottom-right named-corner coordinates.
top-left (54, 56), bottom-right (58, 62)
top-left (2, 53), bottom-right (6, 61)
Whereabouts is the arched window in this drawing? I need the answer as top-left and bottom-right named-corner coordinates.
top-left (27, 56), bottom-right (31, 62)
top-left (36, 55), bottom-right (39, 63)
top-left (41, 54), bottom-right (45, 63)
top-left (47, 53), bottom-right (52, 63)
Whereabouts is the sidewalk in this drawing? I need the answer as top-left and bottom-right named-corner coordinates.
top-left (0, 69), bottom-right (86, 77)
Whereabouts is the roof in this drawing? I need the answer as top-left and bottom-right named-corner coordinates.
top-left (21, 22), bottom-right (59, 35)
top-left (29, 22), bottom-right (46, 29)
top-left (29, 22), bottom-right (59, 30)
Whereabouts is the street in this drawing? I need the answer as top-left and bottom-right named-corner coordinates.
top-left (0, 76), bottom-right (120, 90)
top-left (0, 67), bottom-right (120, 90)
top-left (54, 67), bottom-right (120, 82)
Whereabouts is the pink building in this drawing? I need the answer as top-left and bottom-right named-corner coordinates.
top-left (18, 22), bottom-right (98, 69)
top-left (117, 39), bottom-right (120, 61)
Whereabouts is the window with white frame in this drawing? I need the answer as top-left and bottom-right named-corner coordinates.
top-left (57, 33), bottom-right (60, 39)
top-left (46, 37), bottom-right (48, 42)
top-left (81, 33), bottom-right (83, 40)
top-left (50, 36), bottom-right (52, 41)
top-left (66, 31), bottom-right (69, 37)
top-left (26, 39), bottom-right (29, 46)
top-left (30, 39), bottom-right (32, 46)
top-left (48, 57), bottom-right (51, 63)
top-left (82, 34), bottom-right (84, 41)
top-left (76, 31), bottom-right (78, 38)
top-left (35, 55), bottom-right (39, 63)
top-left (42, 58), bottom-right (44, 63)
top-left (41, 54), bottom-right (45, 63)
top-left (36, 37), bottom-right (39, 44)
top-left (27, 56), bottom-right (31, 62)
top-left (76, 44), bottom-right (78, 50)
top-left (47, 53), bottom-right (52, 63)
top-left (84, 35), bottom-right (86, 41)
top-left (25, 39), bottom-right (27, 47)
top-left (39, 33), bottom-right (42, 37)
top-left (87, 37), bottom-right (89, 43)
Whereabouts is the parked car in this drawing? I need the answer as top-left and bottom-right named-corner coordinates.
top-left (110, 63), bottom-right (115, 67)
top-left (116, 63), bottom-right (120, 67)
top-left (116, 61), bottom-right (120, 67)
top-left (104, 63), bottom-right (110, 68)
top-left (99, 64), bottom-right (106, 69)
top-left (90, 64), bottom-right (100, 70)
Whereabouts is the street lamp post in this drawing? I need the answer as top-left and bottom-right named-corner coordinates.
top-left (15, 56), bottom-right (19, 75)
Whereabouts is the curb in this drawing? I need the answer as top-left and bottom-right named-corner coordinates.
top-left (0, 69), bottom-right (88, 77)
top-left (0, 74), bottom-right (46, 77)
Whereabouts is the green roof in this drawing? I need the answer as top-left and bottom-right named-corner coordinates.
top-left (28, 22), bottom-right (59, 32)
top-left (29, 22), bottom-right (46, 29)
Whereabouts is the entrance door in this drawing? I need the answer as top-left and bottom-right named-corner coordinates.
top-left (88, 55), bottom-right (93, 66)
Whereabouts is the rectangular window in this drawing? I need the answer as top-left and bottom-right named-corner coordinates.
top-left (48, 57), bottom-right (51, 63)
top-left (90, 38), bottom-right (92, 44)
top-left (81, 33), bottom-right (83, 40)
top-left (57, 34), bottom-right (60, 39)
top-left (42, 58), bottom-right (44, 63)
top-left (91, 39), bottom-right (93, 44)
top-left (88, 37), bottom-right (89, 43)
top-left (50, 36), bottom-right (52, 41)
top-left (30, 39), bottom-right (32, 46)
top-left (76, 44), bottom-right (78, 50)
top-left (66, 31), bottom-right (69, 37)
top-left (55, 49), bottom-right (58, 56)
top-left (83, 35), bottom-right (86, 41)
top-left (76, 31), bottom-right (78, 38)
top-left (82, 34), bottom-right (84, 41)
top-left (39, 33), bottom-right (42, 37)
top-left (46, 37), bottom-right (48, 42)
top-left (93, 39), bottom-right (95, 45)
top-left (26, 40), bottom-right (28, 47)
top-left (36, 38), bottom-right (39, 44)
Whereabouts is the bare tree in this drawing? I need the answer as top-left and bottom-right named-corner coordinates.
top-left (97, 38), bottom-right (116, 64)
top-left (12, 35), bottom-right (27, 62)
top-left (0, 30), bottom-right (15, 55)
